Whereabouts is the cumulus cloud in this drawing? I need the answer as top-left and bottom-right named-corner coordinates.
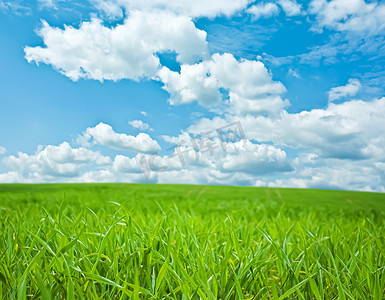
top-left (267, 159), bottom-right (385, 192)
top-left (2, 142), bottom-right (111, 181)
top-left (139, 140), bottom-right (291, 184)
top-left (184, 98), bottom-right (385, 192)
top-left (6, 0), bottom-right (385, 192)
top-left (0, 134), bottom-right (293, 185)
top-left (247, 2), bottom-right (280, 20)
top-left (247, 0), bottom-right (301, 19)
top-left (278, 0), bottom-right (302, 16)
top-left (0, 172), bottom-right (21, 183)
top-left (329, 79), bottom-right (361, 102)
top-left (78, 128), bottom-right (293, 184)
top-left (216, 140), bottom-right (293, 174)
top-left (2, 107), bottom-right (384, 190)
top-left (112, 154), bottom-right (143, 173)
top-left (91, 0), bottom-right (251, 19)
top-left (128, 120), bottom-right (153, 131)
top-left (77, 122), bottom-right (161, 153)
top-left (189, 97), bottom-right (385, 161)
top-left (25, 12), bottom-right (208, 81)
top-left (0, 146), bottom-right (6, 155)
top-left (158, 53), bottom-right (287, 115)
top-left (309, 0), bottom-right (385, 34)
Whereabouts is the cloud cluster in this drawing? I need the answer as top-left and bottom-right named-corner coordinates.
top-left (309, 0), bottom-right (385, 34)
top-left (158, 53), bottom-right (287, 115)
top-left (186, 95), bottom-right (385, 191)
top-left (25, 12), bottom-right (208, 81)
top-left (0, 125), bottom-right (294, 185)
top-left (77, 122), bottom-right (160, 153)
top-left (190, 97), bottom-right (385, 161)
top-left (9, 0), bottom-right (385, 191)
top-left (2, 142), bottom-right (111, 181)
top-left (1, 94), bottom-right (385, 191)
top-left (247, 2), bottom-right (280, 20)
top-left (80, 138), bottom-right (293, 185)
top-left (247, 0), bottom-right (302, 19)
top-left (266, 159), bottom-right (385, 192)
top-left (216, 140), bottom-right (293, 174)
top-left (278, 0), bottom-right (302, 16)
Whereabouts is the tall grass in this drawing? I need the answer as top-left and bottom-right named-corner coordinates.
top-left (0, 184), bottom-right (384, 299)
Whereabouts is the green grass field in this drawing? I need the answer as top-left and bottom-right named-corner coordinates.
top-left (0, 184), bottom-right (384, 299)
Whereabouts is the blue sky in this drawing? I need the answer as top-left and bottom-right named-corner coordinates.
top-left (1, 0), bottom-right (385, 191)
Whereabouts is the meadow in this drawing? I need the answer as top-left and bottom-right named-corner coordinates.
top-left (0, 183), bottom-right (384, 299)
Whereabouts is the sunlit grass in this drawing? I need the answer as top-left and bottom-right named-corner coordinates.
top-left (0, 184), bottom-right (384, 299)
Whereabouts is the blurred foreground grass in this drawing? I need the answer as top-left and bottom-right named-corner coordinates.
top-left (0, 184), bottom-right (384, 299)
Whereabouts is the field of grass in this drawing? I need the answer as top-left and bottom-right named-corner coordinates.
top-left (0, 183), bottom-right (385, 299)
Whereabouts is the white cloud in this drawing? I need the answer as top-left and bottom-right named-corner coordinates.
top-left (267, 159), bottom-right (385, 192)
top-left (158, 61), bottom-right (222, 107)
top-left (216, 140), bottom-right (293, 174)
top-left (128, 120), bottom-right (152, 131)
top-left (25, 11), bottom-right (208, 81)
top-left (158, 53), bottom-right (287, 115)
top-left (247, 0), bottom-right (301, 19)
top-left (91, 0), bottom-right (251, 19)
top-left (2, 142), bottom-right (111, 181)
top-left (152, 140), bottom-right (292, 185)
top-left (0, 172), bottom-right (21, 183)
top-left (228, 93), bottom-right (289, 117)
top-left (140, 111), bottom-right (147, 117)
top-left (294, 153), bottom-right (319, 164)
top-left (247, 2), bottom-right (280, 20)
top-left (11, 3), bottom-right (385, 191)
top-left (278, 0), bottom-right (302, 16)
top-left (329, 78), bottom-right (361, 102)
top-left (112, 154), bottom-right (143, 173)
top-left (189, 97), bottom-right (385, 161)
top-left (0, 146), bottom-right (6, 155)
top-left (137, 132), bottom-right (293, 182)
top-left (309, 0), bottom-right (385, 34)
top-left (0, 121), bottom-right (291, 185)
top-left (77, 122), bottom-right (161, 153)
top-left (2, 108), bottom-right (384, 190)
top-left (83, 131), bottom-right (293, 185)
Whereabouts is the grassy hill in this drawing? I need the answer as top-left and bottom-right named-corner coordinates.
top-left (0, 184), bottom-right (384, 299)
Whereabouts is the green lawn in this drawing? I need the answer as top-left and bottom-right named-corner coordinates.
top-left (0, 184), bottom-right (384, 299)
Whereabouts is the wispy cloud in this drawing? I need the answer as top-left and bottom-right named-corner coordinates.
top-left (0, 0), bottom-right (31, 15)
